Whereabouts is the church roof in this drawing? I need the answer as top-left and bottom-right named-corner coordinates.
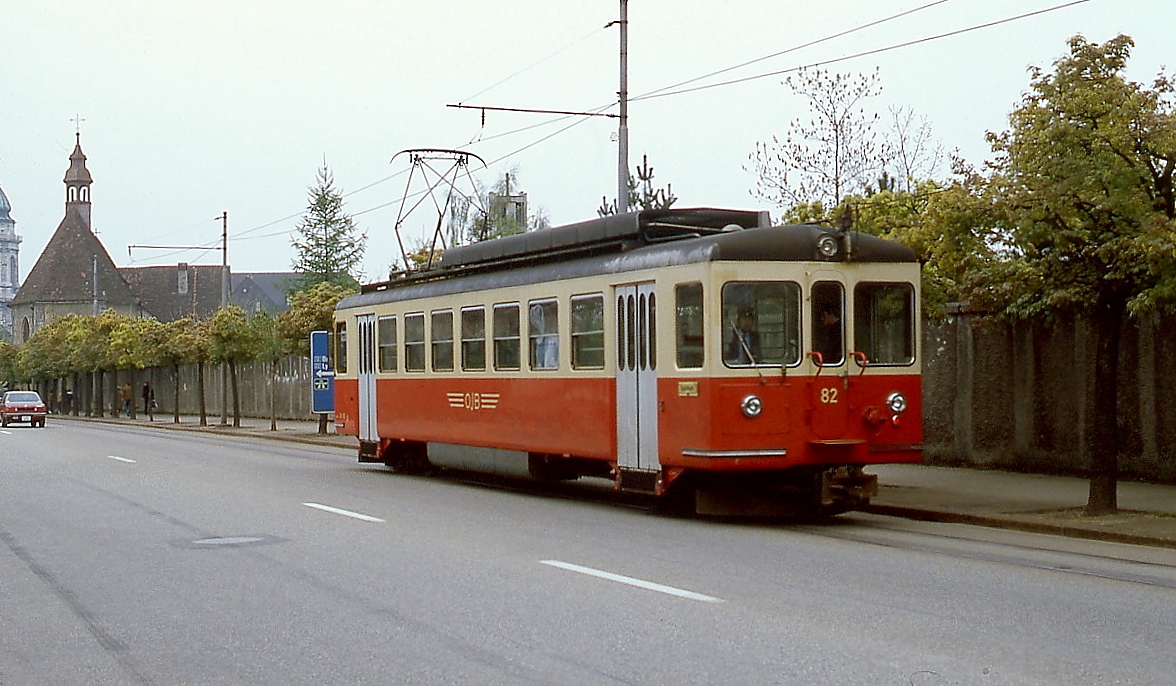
top-left (10, 208), bottom-right (137, 308)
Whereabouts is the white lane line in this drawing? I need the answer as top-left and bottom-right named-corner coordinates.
top-left (302, 502), bottom-right (385, 523)
top-left (0, 430), bottom-right (11, 435)
top-left (540, 560), bottom-right (724, 603)
top-left (106, 455), bottom-right (137, 463)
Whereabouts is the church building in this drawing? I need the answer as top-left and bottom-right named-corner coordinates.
top-left (0, 178), bottom-right (20, 339)
top-left (10, 134), bottom-right (142, 343)
top-left (10, 134), bottom-right (293, 346)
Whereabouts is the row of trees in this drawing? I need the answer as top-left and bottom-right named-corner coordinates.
top-left (750, 35), bottom-right (1176, 514)
top-left (0, 282), bottom-right (354, 431)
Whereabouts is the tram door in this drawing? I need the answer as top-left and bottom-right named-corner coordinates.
top-left (808, 280), bottom-right (850, 438)
top-left (616, 283), bottom-right (660, 482)
top-left (356, 314), bottom-right (378, 443)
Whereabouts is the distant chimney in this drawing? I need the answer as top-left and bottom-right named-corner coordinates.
top-left (178, 263), bottom-right (190, 294)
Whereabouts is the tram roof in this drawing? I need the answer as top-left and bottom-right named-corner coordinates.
top-left (341, 208), bottom-right (917, 309)
top-left (441, 207), bottom-right (771, 270)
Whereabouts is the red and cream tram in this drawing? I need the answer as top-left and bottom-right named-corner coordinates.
top-left (333, 208), bottom-right (921, 514)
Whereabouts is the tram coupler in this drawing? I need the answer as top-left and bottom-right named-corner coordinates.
top-left (820, 466), bottom-right (878, 506)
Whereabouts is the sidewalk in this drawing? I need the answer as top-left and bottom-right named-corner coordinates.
top-left (866, 464), bottom-right (1176, 549)
top-left (53, 413), bottom-right (1176, 549)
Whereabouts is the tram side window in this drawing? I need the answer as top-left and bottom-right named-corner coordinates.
top-left (811, 282), bottom-right (845, 365)
top-left (571, 294), bottom-right (605, 369)
top-left (675, 283), bottom-right (704, 368)
top-left (721, 282), bottom-right (800, 367)
top-left (528, 299), bottom-right (559, 370)
top-left (854, 283), bottom-right (915, 365)
top-left (431, 310), bottom-right (454, 372)
top-left (493, 303), bottom-right (521, 371)
top-left (377, 315), bottom-right (397, 373)
top-left (334, 321), bottom-right (348, 374)
top-left (461, 307), bottom-right (487, 371)
top-left (404, 313), bottom-right (425, 372)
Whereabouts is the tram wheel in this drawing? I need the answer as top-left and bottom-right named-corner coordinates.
top-left (383, 440), bottom-right (435, 475)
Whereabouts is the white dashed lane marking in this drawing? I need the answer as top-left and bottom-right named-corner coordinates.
top-left (540, 560), bottom-right (724, 603)
top-left (302, 502), bottom-right (385, 523)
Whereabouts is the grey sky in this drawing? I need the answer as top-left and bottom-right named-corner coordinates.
top-left (0, 0), bottom-right (1169, 282)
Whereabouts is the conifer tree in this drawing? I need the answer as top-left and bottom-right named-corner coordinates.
top-left (290, 163), bottom-right (366, 291)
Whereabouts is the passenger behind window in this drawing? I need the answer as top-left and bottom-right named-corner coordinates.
top-left (725, 309), bottom-right (761, 365)
top-left (529, 302), bottom-right (559, 369)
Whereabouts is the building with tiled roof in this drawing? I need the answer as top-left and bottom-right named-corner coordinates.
top-left (121, 263), bottom-right (226, 322)
top-left (10, 135), bottom-right (142, 343)
top-left (10, 134), bottom-right (296, 344)
top-left (232, 272), bottom-right (293, 315)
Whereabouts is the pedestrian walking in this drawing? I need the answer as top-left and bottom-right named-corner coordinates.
top-left (121, 382), bottom-right (132, 415)
top-left (141, 381), bottom-right (155, 420)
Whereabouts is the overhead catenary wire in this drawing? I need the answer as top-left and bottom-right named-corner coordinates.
top-left (212, 0), bottom-right (1098, 256)
top-left (458, 24), bottom-right (610, 105)
top-left (632, 0), bottom-right (1096, 102)
top-left (636, 0), bottom-right (962, 101)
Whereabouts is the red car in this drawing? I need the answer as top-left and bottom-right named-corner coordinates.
top-left (1, 390), bottom-right (48, 428)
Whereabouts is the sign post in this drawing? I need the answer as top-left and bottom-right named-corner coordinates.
top-left (310, 331), bottom-right (335, 414)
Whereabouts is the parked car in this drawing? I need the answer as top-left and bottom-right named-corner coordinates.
top-left (1, 390), bottom-right (48, 428)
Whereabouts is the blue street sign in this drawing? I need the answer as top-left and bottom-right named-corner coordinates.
top-left (310, 330), bottom-right (335, 413)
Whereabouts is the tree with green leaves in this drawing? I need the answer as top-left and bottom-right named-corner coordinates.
top-left (276, 282), bottom-right (356, 343)
top-left (109, 316), bottom-right (159, 419)
top-left (0, 340), bottom-right (17, 388)
top-left (63, 310), bottom-right (124, 417)
top-left (179, 318), bottom-right (214, 426)
top-left (290, 163), bottom-right (367, 292)
top-left (276, 281), bottom-right (356, 433)
top-left (143, 317), bottom-right (202, 424)
top-left (209, 306), bottom-right (264, 427)
top-left (780, 160), bottom-right (1000, 320)
top-left (980, 35), bottom-right (1176, 515)
top-left (250, 312), bottom-right (285, 431)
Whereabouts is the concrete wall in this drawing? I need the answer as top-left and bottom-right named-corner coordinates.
top-left (923, 312), bottom-right (1176, 482)
top-left (82, 355), bottom-right (319, 421)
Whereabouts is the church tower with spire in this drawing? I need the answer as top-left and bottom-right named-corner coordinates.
top-left (0, 177), bottom-right (20, 339)
top-left (10, 133), bottom-right (140, 343)
top-left (64, 132), bottom-right (94, 230)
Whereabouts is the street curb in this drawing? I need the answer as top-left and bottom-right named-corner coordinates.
top-left (864, 503), bottom-right (1176, 550)
top-left (53, 414), bottom-right (355, 450)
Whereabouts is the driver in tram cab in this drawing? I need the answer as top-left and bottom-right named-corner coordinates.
top-left (725, 309), bottom-right (761, 365)
top-left (813, 306), bottom-right (843, 363)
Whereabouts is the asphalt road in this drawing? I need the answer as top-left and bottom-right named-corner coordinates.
top-left (2, 421), bottom-right (1175, 686)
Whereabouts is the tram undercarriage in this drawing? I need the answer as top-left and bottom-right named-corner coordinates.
top-left (362, 437), bottom-right (876, 516)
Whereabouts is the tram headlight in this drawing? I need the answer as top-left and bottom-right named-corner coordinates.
top-left (741, 395), bottom-right (763, 418)
top-left (816, 234), bottom-right (839, 258)
top-left (885, 392), bottom-right (908, 414)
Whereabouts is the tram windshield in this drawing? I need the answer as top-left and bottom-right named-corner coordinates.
top-left (721, 282), bottom-right (801, 367)
top-left (854, 282), bottom-right (915, 365)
